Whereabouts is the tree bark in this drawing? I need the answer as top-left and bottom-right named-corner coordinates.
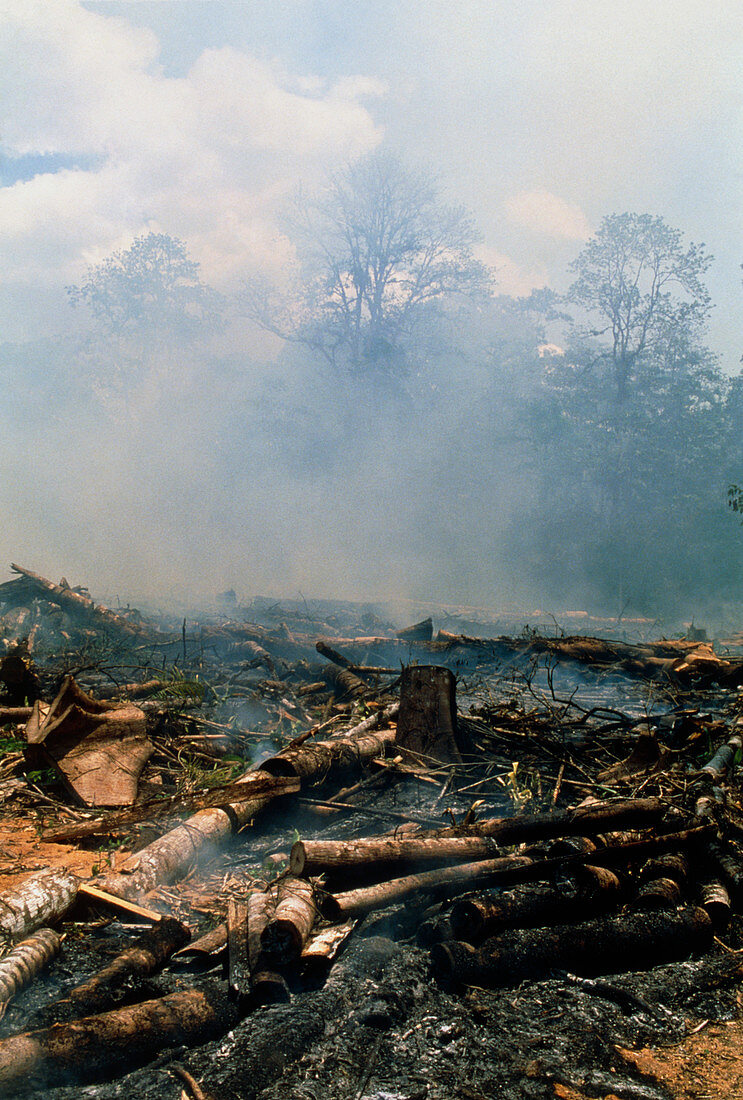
top-left (0, 870), bottom-right (79, 940)
top-left (260, 729), bottom-right (395, 782)
top-left (0, 929), bottom-right (61, 1012)
top-left (396, 665), bottom-right (460, 762)
top-left (260, 877), bottom-right (317, 964)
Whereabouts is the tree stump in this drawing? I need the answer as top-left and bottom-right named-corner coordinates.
top-left (396, 665), bottom-right (461, 762)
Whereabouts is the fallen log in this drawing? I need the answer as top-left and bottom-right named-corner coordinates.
top-left (0, 870), bottom-right (79, 940)
top-left (290, 834), bottom-right (503, 878)
top-left (8, 564), bottom-right (144, 639)
top-left (261, 728), bottom-right (396, 782)
top-left (96, 770), bottom-right (290, 900)
top-left (247, 889), bottom-right (290, 1005)
top-left (432, 907), bottom-right (714, 988)
top-left (0, 929), bottom-right (61, 1013)
top-left (434, 796), bottom-right (665, 844)
top-left (0, 980), bottom-right (240, 1094)
top-left (449, 869), bottom-right (622, 944)
top-left (630, 877), bottom-right (682, 910)
top-left (322, 664), bottom-right (369, 700)
top-left (260, 877), bottom-right (317, 964)
top-left (0, 707), bottom-right (33, 725)
top-left (700, 733), bottom-right (743, 780)
top-left (59, 918), bottom-right (190, 1017)
top-left (323, 855), bottom-right (534, 920)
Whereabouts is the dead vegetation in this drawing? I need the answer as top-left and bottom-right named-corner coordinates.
top-left (0, 565), bottom-right (742, 1097)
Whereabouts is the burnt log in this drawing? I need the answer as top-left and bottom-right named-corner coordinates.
top-left (0, 981), bottom-right (240, 1093)
top-left (396, 617), bottom-right (434, 642)
top-left (59, 918), bottom-right (190, 1017)
top-left (96, 770), bottom-right (289, 900)
top-left (449, 868), bottom-right (622, 944)
top-left (630, 877), bottom-right (682, 911)
top-left (432, 907), bottom-right (714, 988)
top-left (227, 899), bottom-right (250, 999)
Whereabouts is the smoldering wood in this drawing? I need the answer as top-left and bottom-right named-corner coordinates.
top-left (42, 773), bottom-right (299, 843)
top-left (448, 871), bottom-right (622, 944)
top-left (546, 835), bottom-right (597, 858)
top-left (245, 889), bottom-right (290, 1004)
top-left (587, 824), bottom-right (715, 867)
top-left (58, 918), bottom-right (191, 1017)
top-left (173, 923), bottom-right (228, 964)
top-left (0, 870), bottom-right (79, 940)
top-left (0, 929), bottom-right (61, 1012)
top-left (0, 980), bottom-right (241, 1094)
top-left (396, 665), bottom-right (461, 763)
top-left (260, 728), bottom-right (396, 782)
top-left (260, 877), bottom-right (317, 964)
top-left (96, 769), bottom-right (293, 899)
top-left (24, 676), bottom-right (152, 807)
top-left (323, 855), bottom-right (535, 920)
top-left (704, 841), bottom-right (743, 901)
top-left (290, 834), bottom-right (504, 878)
top-left (432, 907), bottom-right (714, 989)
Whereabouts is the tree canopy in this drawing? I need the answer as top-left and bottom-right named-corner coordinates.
top-left (567, 213), bottom-right (713, 402)
top-left (67, 232), bottom-right (223, 342)
top-left (244, 152), bottom-right (493, 374)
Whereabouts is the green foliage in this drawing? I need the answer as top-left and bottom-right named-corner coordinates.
top-left (728, 484), bottom-right (743, 523)
top-left (568, 213), bottom-right (712, 402)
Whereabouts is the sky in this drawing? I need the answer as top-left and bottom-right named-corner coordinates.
top-left (1, 0), bottom-right (741, 368)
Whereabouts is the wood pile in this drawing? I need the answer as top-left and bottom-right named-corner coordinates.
top-left (0, 563), bottom-right (742, 1095)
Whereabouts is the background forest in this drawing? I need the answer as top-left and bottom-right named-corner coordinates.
top-left (3, 153), bottom-right (741, 622)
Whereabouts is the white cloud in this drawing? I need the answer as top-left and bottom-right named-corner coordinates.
top-left (0, 0), bottom-right (384, 337)
top-left (475, 247), bottom-right (548, 297)
top-left (505, 189), bottom-right (591, 241)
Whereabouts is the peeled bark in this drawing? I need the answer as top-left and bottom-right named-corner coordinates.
top-left (0, 981), bottom-right (240, 1093)
top-left (0, 870), bottom-right (79, 940)
top-left (432, 907), bottom-right (714, 989)
top-left (0, 929), bottom-right (61, 1011)
top-left (324, 856), bottom-right (534, 920)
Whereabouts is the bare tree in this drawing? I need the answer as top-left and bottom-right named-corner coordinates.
top-left (243, 152), bottom-right (493, 374)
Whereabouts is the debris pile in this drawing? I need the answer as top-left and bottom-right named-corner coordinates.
top-left (0, 564), bottom-right (742, 1097)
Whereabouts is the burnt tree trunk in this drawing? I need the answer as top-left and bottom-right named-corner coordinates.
top-left (396, 666), bottom-right (461, 762)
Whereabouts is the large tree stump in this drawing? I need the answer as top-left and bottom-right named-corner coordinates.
top-left (396, 665), bottom-right (461, 762)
